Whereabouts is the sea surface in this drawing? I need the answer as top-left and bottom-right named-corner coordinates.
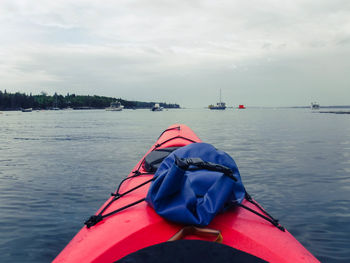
top-left (0, 108), bottom-right (349, 262)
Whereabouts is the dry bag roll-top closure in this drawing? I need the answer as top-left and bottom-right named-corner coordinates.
top-left (146, 143), bottom-right (246, 226)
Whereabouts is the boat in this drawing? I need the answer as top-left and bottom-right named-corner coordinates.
top-left (21, 108), bottom-right (32, 112)
top-left (238, 105), bottom-right (246, 109)
top-left (54, 124), bottom-right (319, 263)
top-left (208, 102), bottom-right (226, 110)
top-left (106, 101), bottom-right (124, 111)
top-left (151, 103), bottom-right (163, 111)
top-left (209, 89), bottom-right (226, 110)
top-left (311, 102), bottom-right (320, 110)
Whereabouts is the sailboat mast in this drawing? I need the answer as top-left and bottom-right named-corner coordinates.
top-left (219, 89), bottom-right (222, 103)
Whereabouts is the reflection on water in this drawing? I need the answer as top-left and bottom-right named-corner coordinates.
top-left (0, 109), bottom-right (349, 262)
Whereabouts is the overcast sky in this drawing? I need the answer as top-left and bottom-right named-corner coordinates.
top-left (1, 0), bottom-right (349, 107)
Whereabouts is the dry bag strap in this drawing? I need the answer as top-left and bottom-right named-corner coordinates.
top-left (175, 156), bottom-right (237, 181)
top-left (168, 226), bottom-right (223, 243)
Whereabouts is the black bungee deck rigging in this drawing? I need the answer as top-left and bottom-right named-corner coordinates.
top-left (84, 127), bottom-right (284, 232)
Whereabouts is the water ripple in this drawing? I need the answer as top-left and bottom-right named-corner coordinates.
top-left (0, 109), bottom-right (349, 262)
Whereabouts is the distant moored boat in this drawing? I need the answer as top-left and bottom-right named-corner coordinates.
top-left (311, 102), bottom-right (320, 110)
top-left (21, 108), bottom-right (32, 112)
top-left (209, 89), bottom-right (226, 110)
top-left (106, 101), bottom-right (124, 111)
top-left (151, 103), bottom-right (163, 111)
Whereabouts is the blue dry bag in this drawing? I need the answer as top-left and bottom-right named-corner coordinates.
top-left (146, 143), bottom-right (246, 226)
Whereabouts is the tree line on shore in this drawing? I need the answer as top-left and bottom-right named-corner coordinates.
top-left (0, 90), bottom-right (180, 110)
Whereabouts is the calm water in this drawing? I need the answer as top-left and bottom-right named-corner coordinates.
top-left (0, 109), bottom-right (349, 262)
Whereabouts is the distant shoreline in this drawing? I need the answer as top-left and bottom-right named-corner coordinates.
top-left (319, 111), bottom-right (350, 114)
top-left (289, 105), bottom-right (350, 109)
top-left (0, 91), bottom-right (180, 111)
top-left (0, 107), bottom-right (182, 111)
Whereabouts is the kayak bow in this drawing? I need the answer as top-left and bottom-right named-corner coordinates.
top-left (54, 124), bottom-right (319, 263)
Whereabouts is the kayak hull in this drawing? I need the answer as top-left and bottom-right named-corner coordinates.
top-left (54, 124), bottom-right (319, 263)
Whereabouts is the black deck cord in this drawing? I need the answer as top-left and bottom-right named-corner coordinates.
top-left (85, 198), bottom-right (146, 228)
top-left (129, 134), bottom-right (197, 181)
top-left (115, 132), bottom-right (189, 195)
top-left (115, 172), bottom-right (153, 196)
top-left (238, 193), bottom-right (285, 232)
top-left (245, 193), bottom-right (279, 224)
top-left (118, 135), bottom-right (194, 192)
top-left (85, 127), bottom-right (190, 228)
top-left (85, 178), bottom-right (154, 228)
top-left (130, 131), bottom-right (188, 175)
top-left (157, 126), bottom-right (181, 139)
top-left (155, 136), bottom-right (197, 148)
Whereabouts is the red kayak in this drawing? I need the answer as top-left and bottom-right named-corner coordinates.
top-left (54, 124), bottom-right (319, 263)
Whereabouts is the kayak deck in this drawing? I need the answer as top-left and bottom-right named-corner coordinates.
top-left (54, 124), bottom-right (319, 263)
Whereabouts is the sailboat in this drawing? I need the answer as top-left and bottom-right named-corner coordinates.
top-left (208, 89), bottom-right (226, 110)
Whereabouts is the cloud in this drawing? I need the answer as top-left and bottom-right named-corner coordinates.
top-left (0, 0), bottom-right (350, 106)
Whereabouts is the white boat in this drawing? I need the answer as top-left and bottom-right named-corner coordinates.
top-left (21, 108), bottom-right (33, 112)
top-left (311, 102), bottom-right (320, 110)
top-left (106, 101), bottom-right (124, 111)
top-left (151, 103), bottom-right (163, 111)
